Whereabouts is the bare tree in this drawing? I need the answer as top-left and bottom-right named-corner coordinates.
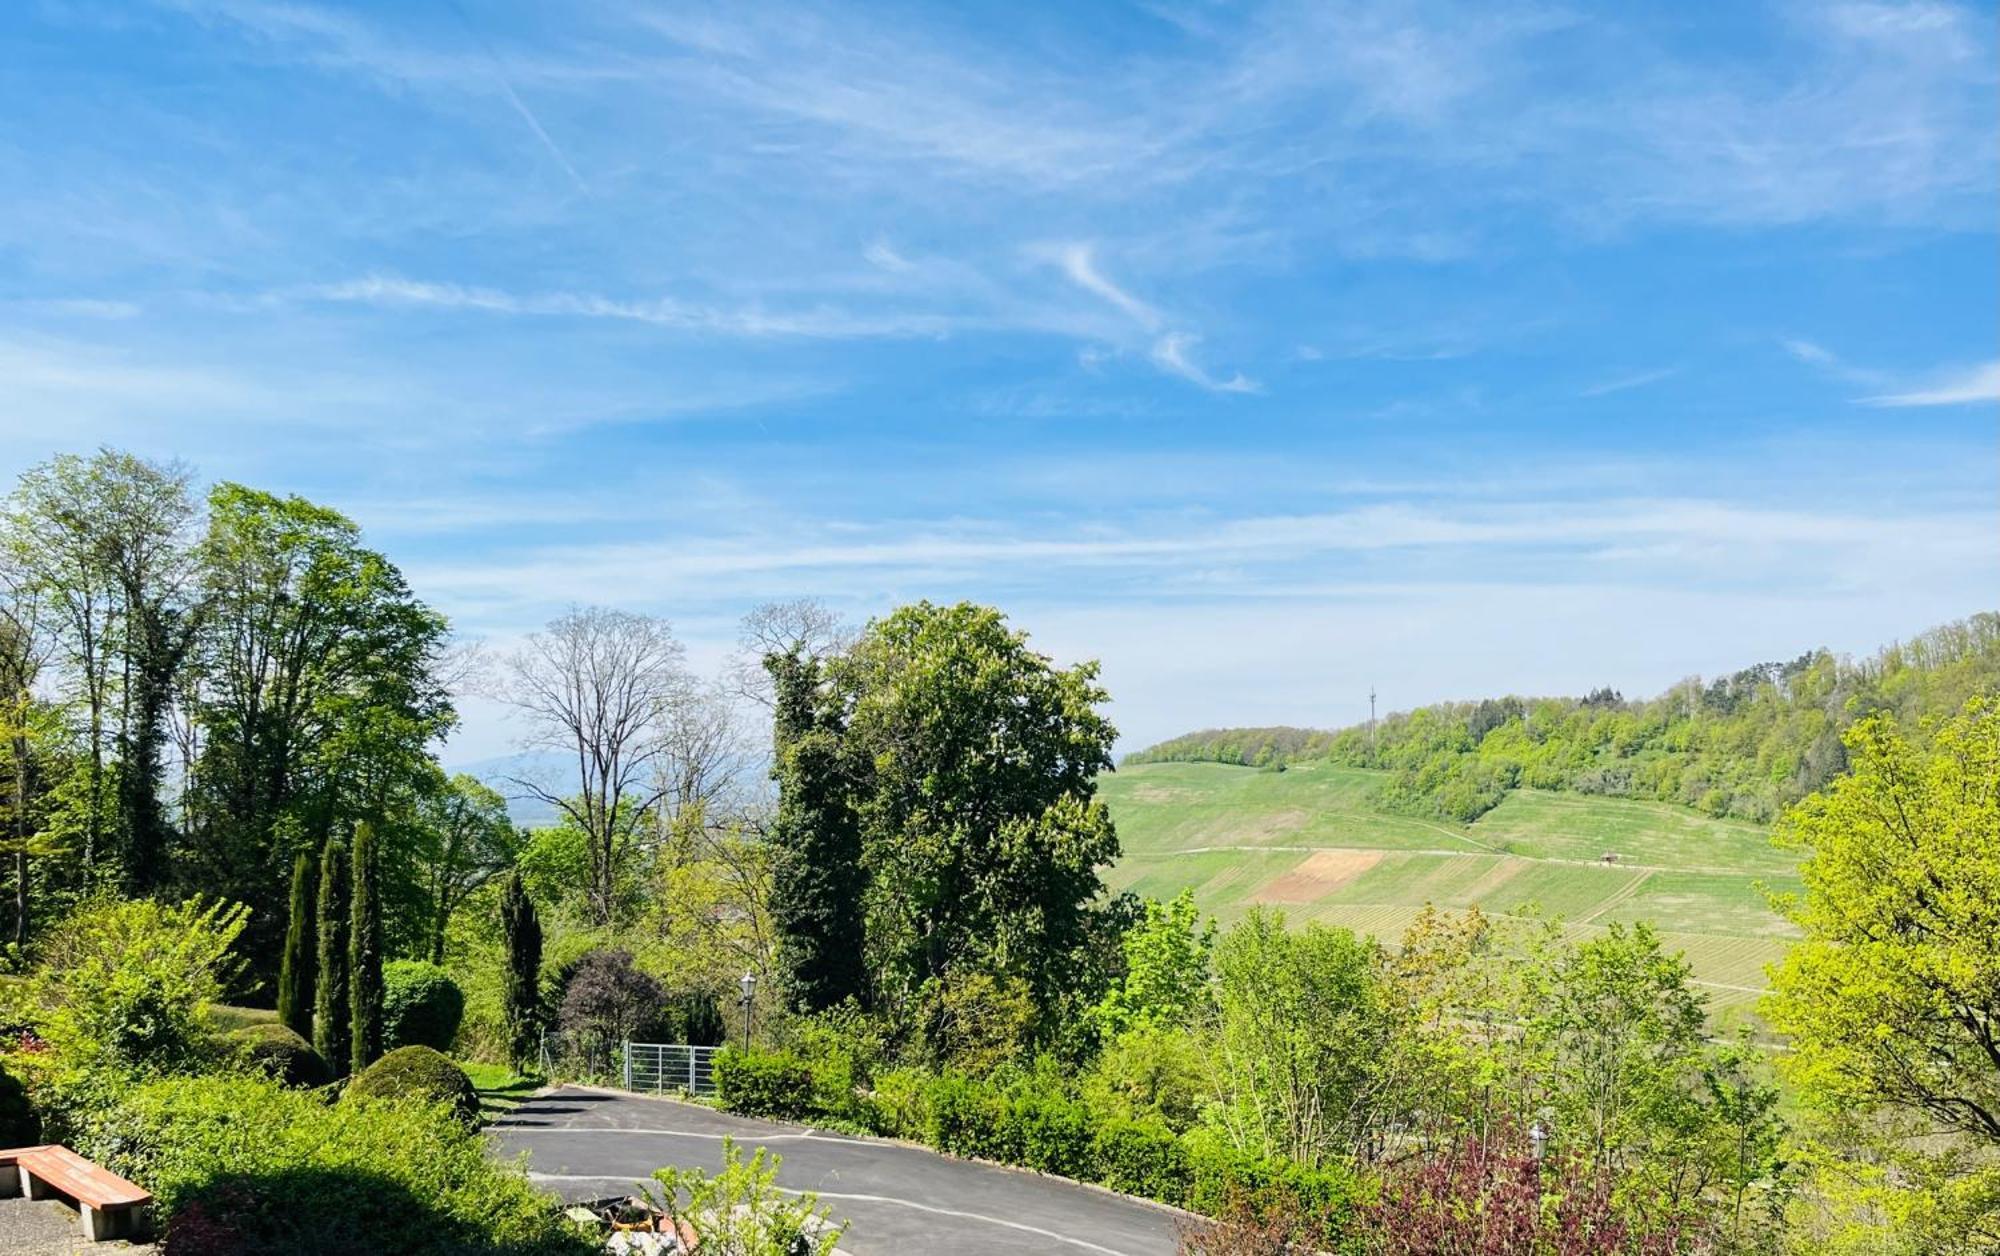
top-left (500, 607), bottom-right (687, 926)
top-left (652, 678), bottom-right (753, 860)
top-left (729, 598), bottom-right (851, 711)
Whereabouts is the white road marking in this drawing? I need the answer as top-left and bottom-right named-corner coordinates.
top-left (494, 1125), bottom-right (832, 1142)
top-left (525, 1173), bottom-right (1146, 1256)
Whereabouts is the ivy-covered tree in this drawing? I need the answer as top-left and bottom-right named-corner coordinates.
top-left (313, 835), bottom-right (350, 1077)
top-left (349, 820), bottom-right (384, 1074)
top-left (277, 852), bottom-right (315, 1040)
top-left (764, 648), bottom-right (868, 1013)
top-left (830, 601), bottom-right (1120, 1034)
top-left (498, 870), bottom-right (542, 1070)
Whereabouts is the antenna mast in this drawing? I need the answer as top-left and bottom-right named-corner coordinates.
top-left (1369, 686), bottom-right (1378, 757)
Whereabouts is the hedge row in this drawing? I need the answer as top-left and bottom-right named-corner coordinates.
top-left (714, 1048), bottom-right (1358, 1231)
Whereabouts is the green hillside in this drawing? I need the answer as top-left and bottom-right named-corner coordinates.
top-left (1100, 759), bottom-right (1799, 1016)
top-left (1125, 612), bottom-right (2000, 826)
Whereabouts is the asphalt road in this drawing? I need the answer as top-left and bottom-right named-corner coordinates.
top-left (487, 1086), bottom-right (1183, 1256)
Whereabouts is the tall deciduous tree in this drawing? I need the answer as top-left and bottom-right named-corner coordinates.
top-left (3, 450), bottom-right (204, 887)
top-left (499, 870), bottom-right (541, 1071)
top-left (830, 601), bottom-right (1120, 1028)
top-left (193, 485), bottom-right (451, 978)
top-left (349, 820), bottom-right (384, 1074)
top-left (414, 773), bottom-right (518, 964)
top-left (500, 607), bottom-right (687, 927)
top-left (277, 852), bottom-right (316, 1040)
top-left (313, 835), bottom-right (351, 1077)
top-left (765, 648), bottom-right (867, 1013)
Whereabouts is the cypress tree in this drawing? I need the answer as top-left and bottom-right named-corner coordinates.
top-left (313, 836), bottom-right (351, 1076)
top-left (349, 820), bottom-right (384, 1075)
top-left (499, 871), bottom-right (542, 1070)
top-left (277, 852), bottom-right (316, 1041)
top-left (764, 650), bottom-right (869, 1012)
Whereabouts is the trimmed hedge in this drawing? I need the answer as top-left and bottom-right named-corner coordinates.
top-left (82, 1074), bottom-right (589, 1255)
top-left (344, 1045), bottom-right (479, 1126)
top-left (231, 1022), bottom-right (334, 1089)
top-left (714, 1047), bottom-right (814, 1120)
top-left (382, 961), bottom-right (465, 1053)
top-left (714, 1046), bottom-right (1359, 1232)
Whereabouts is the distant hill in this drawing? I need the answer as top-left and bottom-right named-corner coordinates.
top-left (1098, 760), bottom-right (1796, 1021)
top-left (1122, 612), bottom-right (2000, 826)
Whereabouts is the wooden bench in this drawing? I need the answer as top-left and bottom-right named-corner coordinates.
top-left (0, 1144), bottom-right (152, 1242)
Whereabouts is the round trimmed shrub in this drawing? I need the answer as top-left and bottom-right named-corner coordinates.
top-left (344, 1045), bottom-right (478, 1126)
top-left (381, 961), bottom-right (464, 1053)
top-left (230, 1023), bottom-right (333, 1089)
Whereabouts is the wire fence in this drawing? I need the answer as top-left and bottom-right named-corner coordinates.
top-left (622, 1042), bottom-right (721, 1096)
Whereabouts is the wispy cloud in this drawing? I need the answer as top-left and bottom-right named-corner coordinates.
top-left (303, 274), bottom-right (962, 340)
top-left (1579, 367), bottom-right (1677, 398)
top-left (1040, 243), bottom-right (1256, 392)
top-left (1862, 360), bottom-right (2000, 407)
top-left (1151, 334), bottom-right (1259, 394)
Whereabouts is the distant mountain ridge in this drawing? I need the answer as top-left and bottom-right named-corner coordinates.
top-left (1124, 612), bottom-right (2000, 826)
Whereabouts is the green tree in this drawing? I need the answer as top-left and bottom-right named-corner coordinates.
top-left (192, 484), bottom-right (451, 983)
top-left (1211, 909), bottom-right (1389, 1167)
top-left (498, 870), bottom-right (542, 1070)
top-left (1092, 889), bottom-right (1215, 1038)
top-left (276, 852), bottom-right (316, 1041)
top-left (1768, 698), bottom-right (2000, 1144)
top-left (832, 601), bottom-right (1120, 1032)
top-left (412, 774), bottom-right (518, 964)
top-left (350, 820), bottom-right (384, 1074)
top-left (313, 835), bottom-right (351, 1077)
top-left (765, 648), bottom-right (868, 1013)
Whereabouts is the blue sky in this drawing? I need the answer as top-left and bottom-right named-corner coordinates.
top-left (2, 0), bottom-right (1995, 760)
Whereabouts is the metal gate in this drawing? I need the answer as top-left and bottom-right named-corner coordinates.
top-left (622, 1042), bottom-right (721, 1096)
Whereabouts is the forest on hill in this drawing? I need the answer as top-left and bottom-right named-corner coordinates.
top-left (1124, 613), bottom-right (2000, 823)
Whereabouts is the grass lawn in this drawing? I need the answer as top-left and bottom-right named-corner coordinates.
top-left (1100, 759), bottom-right (1800, 1015)
top-left (460, 1060), bottom-right (541, 1122)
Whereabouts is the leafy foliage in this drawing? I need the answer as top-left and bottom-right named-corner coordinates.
top-left (28, 896), bottom-right (247, 1077)
top-left (557, 948), bottom-right (667, 1047)
top-left (382, 959), bottom-right (465, 1052)
top-left (85, 1073), bottom-right (586, 1254)
top-left (344, 1044), bottom-right (480, 1127)
top-left (648, 1136), bottom-right (845, 1256)
top-left (715, 1046), bottom-right (816, 1120)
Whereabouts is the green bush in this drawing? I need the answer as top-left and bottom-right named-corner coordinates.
top-left (1006, 1086), bottom-right (1091, 1178)
top-left (82, 1073), bottom-right (590, 1255)
top-left (344, 1045), bottom-right (479, 1126)
top-left (230, 1023), bottom-right (333, 1089)
top-left (30, 897), bottom-right (248, 1077)
top-left (925, 1072), bottom-right (1016, 1163)
top-left (1180, 1127), bottom-right (1359, 1232)
top-left (0, 1058), bottom-right (39, 1145)
top-left (714, 1047), bottom-right (814, 1120)
top-left (382, 961), bottom-right (465, 1053)
top-left (865, 1066), bottom-right (931, 1139)
top-left (1092, 1117), bottom-right (1189, 1203)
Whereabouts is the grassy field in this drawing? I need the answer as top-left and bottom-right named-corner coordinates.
top-left (1099, 761), bottom-right (1801, 1016)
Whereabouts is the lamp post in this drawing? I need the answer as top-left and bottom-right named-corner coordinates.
top-left (737, 970), bottom-right (757, 1053)
top-left (1529, 1120), bottom-right (1548, 1164)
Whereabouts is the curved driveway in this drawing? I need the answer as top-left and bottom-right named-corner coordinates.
top-left (488, 1085), bottom-right (1181, 1256)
